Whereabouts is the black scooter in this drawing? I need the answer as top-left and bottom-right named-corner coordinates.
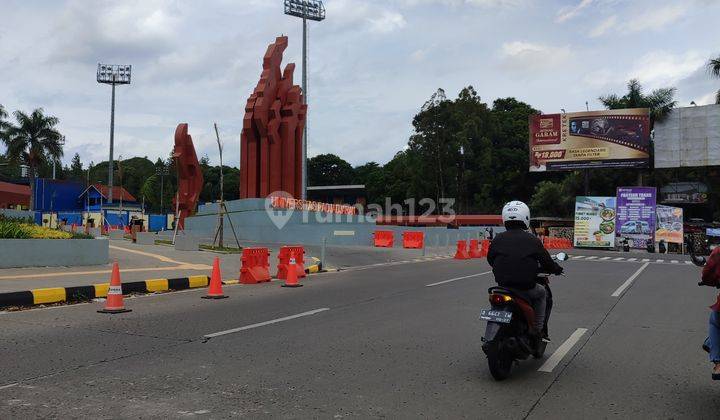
top-left (480, 252), bottom-right (567, 380)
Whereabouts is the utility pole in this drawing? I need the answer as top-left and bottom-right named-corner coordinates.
top-left (214, 122), bottom-right (224, 248)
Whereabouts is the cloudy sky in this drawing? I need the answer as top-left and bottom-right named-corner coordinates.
top-left (1, 0), bottom-right (718, 169)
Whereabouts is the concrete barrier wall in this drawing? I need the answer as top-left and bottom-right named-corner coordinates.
top-left (0, 209), bottom-right (35, 220)
top-left (0, 238), bottom-right (109, 268)
top-left (186, 198), bottom-right (504, 247)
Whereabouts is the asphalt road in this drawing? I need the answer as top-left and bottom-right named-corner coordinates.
top-left (1, 255), bottom-right (717, 418)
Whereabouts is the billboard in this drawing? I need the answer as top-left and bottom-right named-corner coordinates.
top-left (616, 187), bottom-right (657, 248)
top-left (659, 182), bottom-right (708, 204)
top-left (655, 205), bottom-right (683, 244)
top-left (529, 108), bottom-right (650, 172)
top-left (574, 196), bottom-right (616, 248)
top-left (654, 104), bottom-right (720, 168)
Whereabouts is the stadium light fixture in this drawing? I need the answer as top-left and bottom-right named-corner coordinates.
top-left (97, 63), bottom-right (132, 203)
top-left (284, 0), bottom-right (326, 200)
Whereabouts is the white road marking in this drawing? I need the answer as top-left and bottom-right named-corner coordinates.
top-left (627, 258), bottom-right (637, 262)
top-left (671, 260), bottom-right (679, 264)
top-left (641, 259), bottom-right (650, 262)
top-left (538, 328), bottom-right (588, 373)
top-left (685, 261), bottom-right (693, 265)
top-left (204, 308), bottom-right (330, 339)
top-left (585, 256), bottom-right (598, 260)
top-left (425, 271), bottom-right (492, 287)
top-left (599, 257), bottom-right (612, 260)
top-left (656, 259), bottom-right (663, 263)
top-left (0, 383), bottom-right (18, 390)
top-left (611, 262), bottom-right (650, 297)
top-left (571, 256), bottom-right (585, 259)
top-left (612, 257), bottom-right (625, 261)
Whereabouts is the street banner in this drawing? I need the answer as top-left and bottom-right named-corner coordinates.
top-left (616, 187), bottom-right (657, 248)
top-left (529, 108), bottom-right (650, 172)
top-left (655, 205), bottom-right (683, 244)
top-left (573, 196), bottom-right (616, 248)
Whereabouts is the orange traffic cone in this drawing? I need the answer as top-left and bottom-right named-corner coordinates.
top-left (98, 262), bottom-right (131, 314)
top-left (203, 257), bottom-right (228, 299)
top-left (281, 252), bottom-right (303, 288)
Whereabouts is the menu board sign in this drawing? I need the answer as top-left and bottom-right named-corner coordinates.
top-left (655, 205), bottom-right (683, 244)
top-left (574, 197), bottom-right (617, 248)
top-left (616, 187), bottom-right (657, 248)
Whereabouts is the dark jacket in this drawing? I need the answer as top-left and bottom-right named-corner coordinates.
top-left (487, 229), bottom-right (562, 290)
top-left (701, 247), bottom-right (720, 312)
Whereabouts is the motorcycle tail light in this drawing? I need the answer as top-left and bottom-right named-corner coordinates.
top-left (490, 293), bottom-right (512, 306)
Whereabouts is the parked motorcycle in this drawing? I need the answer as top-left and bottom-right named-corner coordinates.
top-left (480, 252), bottom-right (568, 380)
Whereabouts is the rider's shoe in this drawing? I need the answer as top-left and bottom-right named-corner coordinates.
top-left (703, 343), bottom-right (711, 353)
top-left (713, 363), bottom-right (720, 381)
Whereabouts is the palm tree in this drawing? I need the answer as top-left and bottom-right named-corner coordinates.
top-left (708, 56), bottom-right (720, 104)
top-left (3, 108), bottom-right (64, 209)
top-left (599, 79), bottom-right (677, 126)
top-left (0, 104), bottom-right (9, 140)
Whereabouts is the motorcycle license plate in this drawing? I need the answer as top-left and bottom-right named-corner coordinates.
top-left (480, 309), bottom-right (512, 323)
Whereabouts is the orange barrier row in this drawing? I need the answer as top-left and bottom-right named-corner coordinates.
top-left (542, 237), bottom-right (573, 249)
top-left (373, 230), bottom-right (394, 247)
top-left (402, 231), bottom-right (424, 249)
top-left (456, 239), bottom-right (491, 260)
top-left (454, 240), bottom-right (470, 259)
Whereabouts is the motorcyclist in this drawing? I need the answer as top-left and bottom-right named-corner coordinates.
top-left (487, 201), bottom-right (563, 339)
top-left (699, 245), bottom-right (720, 380)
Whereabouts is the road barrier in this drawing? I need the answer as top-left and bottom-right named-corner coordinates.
top-left (373, 230), bottom-right (394, 248)
top-left (240, 247), bottom-right (272, 284)
top-left (481, 239), bottom-right (490, 257)
top-left (277, 246), bottom-right (306, 280)
top-left (281, 252), bottom-right (303, 288)
top-left (454, 240), bottom-right (470, 259)
top-left (402, 231), bottom-right (424, 249)
top-left (469, 239), bottom-right (483, 258)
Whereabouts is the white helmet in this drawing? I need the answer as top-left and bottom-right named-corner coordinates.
top-left (502, 201), bottom-right (531, 229)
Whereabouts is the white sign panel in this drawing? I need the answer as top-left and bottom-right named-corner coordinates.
top-left (654, 104), bottom-right (720, 168)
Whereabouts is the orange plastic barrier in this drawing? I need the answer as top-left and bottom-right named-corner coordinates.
top-left (402, 231), bottom-right (424, 249)
top-left (454, 240), bottom-right (470, 259)
top-left (240, 247), bottom-right (271, 284)
top-left (469, 239), bottom-right (482, 258)
top-left (277, 246), bottom-right (306, 280)
top-left (373, 230), bottom-right (394, 248)
top-left (481, 239), bottom-right (490, 257)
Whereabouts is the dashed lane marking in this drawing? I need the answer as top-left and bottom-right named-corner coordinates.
top-left (611, 262), bottom-right (650, 297)
top-left (538, 328), bottom-right (588, 373)
top-left (642, 259), bottom-right (650, 262)
top-left (627, 258), bottom-right (637, 261)
top-left (612, 257), bottom-right (625, 261)
top-left (671, 260), bottom-right (679, 264)
top-left (656, 259), bottom-right (663, 263)
top-left (0, 383), bottom-right (18, 390)
top-left (599, 257), bottom-right (612, 260)
top-left (425, 271), bottom-right (492, 287)
top-left (203, 308), bottom-right (330, 339)
top-left (585, 256), bottom-right (598, 260)
top-left (572, 256), bottom-right (585, 259)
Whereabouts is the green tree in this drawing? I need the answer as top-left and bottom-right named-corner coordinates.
top-left (307, 154), bottom-right (355, 186)
top-left (353, 162), bottom-right (386, 206)
top-left (708, 56), bottom-right (720, 104)
top-left (599, 79), bottom-right (676, 125)
top-left (3, 108), bottom-right (64, 209)
top-left (69, 153), bottom-right (83, 180)
top-left (0, 105), bottom-right (9, 141)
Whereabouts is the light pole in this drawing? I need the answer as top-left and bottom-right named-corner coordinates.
top-left (52, 136), bottom-right (66, 180)
top-left (156, 165), bottom-right (169, 214)
top-left (284, 0), bottom-right (326, 200)
top-left (97, 63), bottom-right (131, 203)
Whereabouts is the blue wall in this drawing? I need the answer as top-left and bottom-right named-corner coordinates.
top-left (33, 179), bottom-right (85, 212)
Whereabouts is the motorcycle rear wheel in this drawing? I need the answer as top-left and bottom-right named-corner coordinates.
top-left (488, 352), bottom-right (513, 381)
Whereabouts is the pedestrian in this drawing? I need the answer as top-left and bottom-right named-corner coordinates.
top-left (700, 246), bottom-right (720, 380)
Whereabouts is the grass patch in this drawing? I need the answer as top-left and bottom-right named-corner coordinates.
top-left (200, 244), bottom-right (243, 254)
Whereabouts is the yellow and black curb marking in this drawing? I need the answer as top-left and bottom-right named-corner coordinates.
top-left (0, 275), bottom-right (209, 310)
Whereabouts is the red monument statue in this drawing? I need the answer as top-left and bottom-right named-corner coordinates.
top-left (173, 123), bottom-right (204, 229)
top-left (240, 36), bottom-right (307, 199)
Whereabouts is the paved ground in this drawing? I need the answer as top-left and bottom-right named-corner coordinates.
top-left (1, 253), bottom-right (717, 418)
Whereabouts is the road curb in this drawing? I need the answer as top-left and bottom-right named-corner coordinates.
top-left (0, 275), bottom-right (210, 310)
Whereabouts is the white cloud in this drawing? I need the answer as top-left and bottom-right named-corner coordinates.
top-left (590, 15), bottom-right (617, 37)
top-left (368, 11), bottom-right (407, 33)
top-left (556, 0), bottom-right (594, 23)
top-left (628, 50), bottom-right (707, 88)
top-left (624, 4), bottom-right (687, 33)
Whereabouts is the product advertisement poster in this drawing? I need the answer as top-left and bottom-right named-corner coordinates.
top-left (574, 196), bottom-right (617, 248)
top-left (529, 108), bottom-right (650, 172)
top-left (616, 187), bottom-right (657, 248)
top-left (655, 205), bottom-right (683, 244)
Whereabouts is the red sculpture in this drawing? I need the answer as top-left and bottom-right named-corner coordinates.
top-left (173, 123), bottom-right (204, 229)
top-left (241, 36), bottom-right (307, 199)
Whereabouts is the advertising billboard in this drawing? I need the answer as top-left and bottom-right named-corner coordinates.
top-left (655, 205), bottom-right (683, 244)
top-left (659, 182), bottom-right (708, 204)
top-left (529, 108), bottom-right (650, 172)
top-left (616, 187), bottom-right (657, 248)
top-left (574, 196), bottom-right (616, 248)
top-left (654, 104), bottom-right (720, 168)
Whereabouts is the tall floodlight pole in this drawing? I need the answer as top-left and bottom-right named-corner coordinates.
top-left (284, 0), bottom-right (325, 200)
top-left (156, 165), bottom-right (169, 214)
top-left (97, 63), bottom-right (131, 204)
